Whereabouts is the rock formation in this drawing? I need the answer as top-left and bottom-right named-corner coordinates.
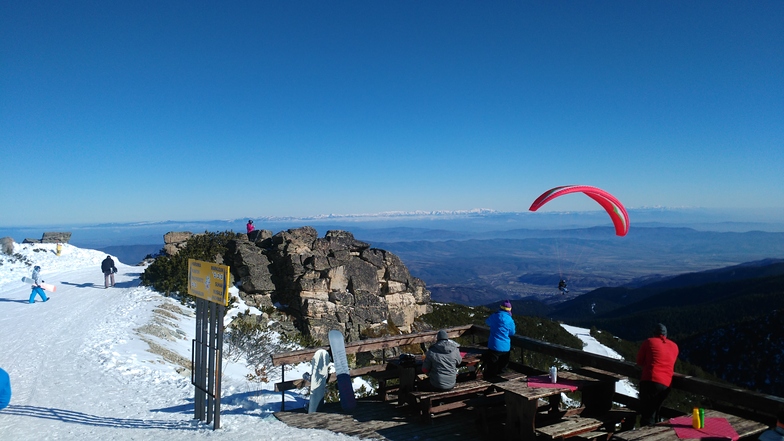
top-left (23, 232), bottom-right (72, 244)
top-left (163, 231), bottom-right (194, 256)
top-left (222, 226), bottom-right (432, 343)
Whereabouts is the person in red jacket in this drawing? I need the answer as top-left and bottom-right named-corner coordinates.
top-left (636, 323), bottom-right (679, 426)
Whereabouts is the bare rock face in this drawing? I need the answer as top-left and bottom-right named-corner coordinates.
top-left (223, 226), bottom-right (432, 343)
top-left (163, 231), bottom-right (194, 256)
top-left (23, 232), bottom-right (72, 244)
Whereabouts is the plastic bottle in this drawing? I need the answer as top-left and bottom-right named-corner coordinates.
top-left (692, 408), bottom-right (700, 429)
top-left (699, 408), bottom-right (705, 428)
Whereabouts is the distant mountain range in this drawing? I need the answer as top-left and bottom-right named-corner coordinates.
top-left (380, 226), bottom-right (784, 305)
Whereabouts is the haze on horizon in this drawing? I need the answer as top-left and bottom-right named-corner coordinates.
top-left (2, 1), bottom-right (782, 227)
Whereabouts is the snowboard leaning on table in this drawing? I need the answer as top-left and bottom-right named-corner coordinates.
top-left (328, 330), bottom-right (356, 411)
top-left (21, 277), bottom-right (57, 292)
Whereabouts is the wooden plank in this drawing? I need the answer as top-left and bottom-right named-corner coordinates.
top-left (271, 324), bottom-right (474, 366)
top-left (274, 378), bottom-right (307, 392)
top-left (409, 379), bottom-right (492, 400)
top-left (273, 395), bottom-right (493, 440)
top-left (536, 417), bottom-right (603, 439)
top-left (577, 366), bottom-right (628, 382)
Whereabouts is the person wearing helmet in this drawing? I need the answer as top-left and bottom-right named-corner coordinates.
top-left (29, 265), bottom-right (49, 303)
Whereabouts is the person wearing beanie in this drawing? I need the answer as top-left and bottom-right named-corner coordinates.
top-left (636, 322), bottom-right (679, 426)
top-left (421, 329), bottom-right (462, 391)
top-left (758, 410), bottom-right (784, 441)
top-left (483, 300), bottom-right (516, 379)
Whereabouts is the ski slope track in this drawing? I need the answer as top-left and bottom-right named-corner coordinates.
top-left (0, 243), bottom-right (354, 440)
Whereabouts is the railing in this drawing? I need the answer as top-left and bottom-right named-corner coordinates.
top-left (271, 324), bottom-right (783, 423)
top-left (470, 325), bottom-right (784, 423)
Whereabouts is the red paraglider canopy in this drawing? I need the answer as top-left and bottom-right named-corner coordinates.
top-left (529, 185), bottom-right (629, 236)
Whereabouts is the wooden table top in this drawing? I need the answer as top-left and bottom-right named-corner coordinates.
top-left (492, 371), bottom-right (598, 400)
top-left (612, 409), bottom-right (769, 441)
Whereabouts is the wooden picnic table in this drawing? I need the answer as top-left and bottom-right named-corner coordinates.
top-left (492, 370), bottom-right (609, 441)
top-left (612, 408), bottom-right (768, 441)
top-left (385, 346), bottom-right (487, 397)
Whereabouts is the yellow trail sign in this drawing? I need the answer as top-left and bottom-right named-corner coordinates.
top-left (187, 259), bottom-right (230, 306)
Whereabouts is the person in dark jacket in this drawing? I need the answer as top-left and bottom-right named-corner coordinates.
top-left (759, 410), bottom-right (784, 441)
top-left (0, 368), bottom-right (10, 410)
top-left (483, 300), bottom-right (516, 378)
top-left (636, 323), bottom-right (679, 426)
top-left (101, 256), bottom-right (117, 289)
top-left (29, 265), bottom-right (49, 304)
top-left (421, 330), bottom-right (463, 391)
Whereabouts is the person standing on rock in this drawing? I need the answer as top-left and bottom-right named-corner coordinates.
top-left (101, 255), bottom-right (117, 288)
top-left (246, 219), bottom-right (255, 234)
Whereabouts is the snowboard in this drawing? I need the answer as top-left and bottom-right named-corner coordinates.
top-left (21, 277), bottom-right (57, 293)
top-left (307, 349), bottom-right (331, 413)
top-left (328, 330), bottom-right (356, 411)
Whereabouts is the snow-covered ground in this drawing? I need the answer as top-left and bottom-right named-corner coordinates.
top-left (0, 242), bottom-right (639, 440)
top-left (0, 242), bottom-right (355, 440)
top-left (560, 324), bottom-right (638, 398)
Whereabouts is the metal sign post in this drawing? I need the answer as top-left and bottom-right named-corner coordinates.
top-left (188, 259), bottom-right (229, 430)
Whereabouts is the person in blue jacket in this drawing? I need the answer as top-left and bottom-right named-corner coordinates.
top-left (0, 368), bottom-right (10, 410)
top-left (483, 299), bottom-right (516, 379)
top-left (29, 265), bottom-right (49, 304)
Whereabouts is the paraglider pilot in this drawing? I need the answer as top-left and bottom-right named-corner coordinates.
top-left (558, 279), bottom-right (568, 294)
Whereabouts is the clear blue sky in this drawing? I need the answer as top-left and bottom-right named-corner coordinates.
top-left (2, 1), bottom-right (782, 226)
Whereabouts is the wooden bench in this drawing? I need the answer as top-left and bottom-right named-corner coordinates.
top-left (408, 379), bottom-right (493, 422)
top-left (536, 417), bottom-right (604, 439)
top-left (368, 366), bottom-right (407, 402)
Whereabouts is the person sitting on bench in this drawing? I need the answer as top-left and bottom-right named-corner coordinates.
top-left (421, 330), bottom-right (463, 391)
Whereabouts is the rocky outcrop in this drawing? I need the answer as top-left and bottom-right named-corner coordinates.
top-left (223, 227), bottom-right (432, 343)
top-left (23, 232), bottom-right (72, 244)
top-left (163, 231), bottom-right (194, 256)
top-left (1, 237), bottom-right (14, 255)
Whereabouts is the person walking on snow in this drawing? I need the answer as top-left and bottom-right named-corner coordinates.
top-left (29, 265), bottom-right (49, 303)
top-left (483, 300), bottom-right (516, 378)
top-left (0, 368), bottom-right (10, 410)
top-left (101, 256), bottom-right (117, 288)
